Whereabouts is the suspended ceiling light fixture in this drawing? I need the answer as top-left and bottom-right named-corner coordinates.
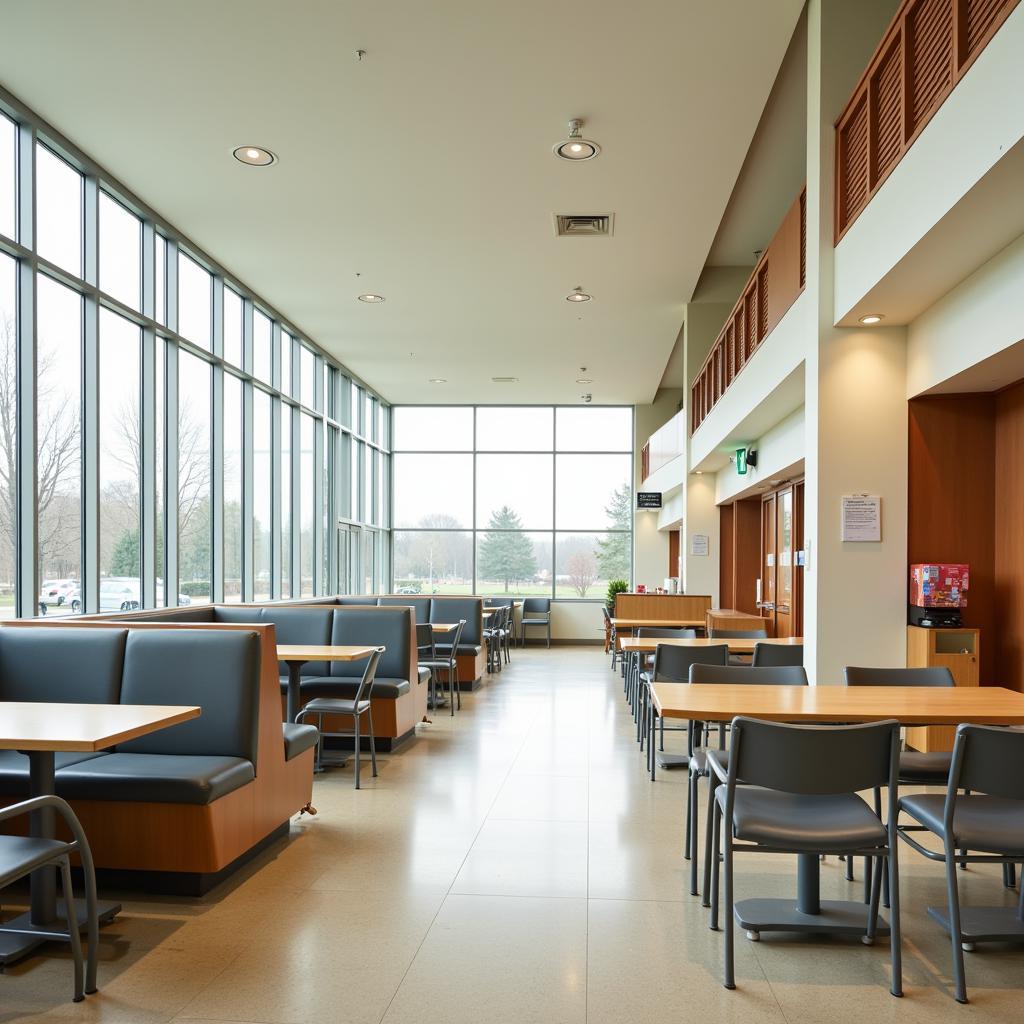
top-left (566, 286), bottom-right (592, 303)
top-left (553, 119), bottom-right (601, 161)
top-left (232, 146), bottom-right (276, 166)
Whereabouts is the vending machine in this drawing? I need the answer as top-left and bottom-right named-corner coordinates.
top-left (908, 563), bottom-right (969, 627)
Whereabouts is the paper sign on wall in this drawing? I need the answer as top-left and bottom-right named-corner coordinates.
top-left (841, 494), bottom-right (881, 542)
top-left (690, 534), bottom-right (709, 556)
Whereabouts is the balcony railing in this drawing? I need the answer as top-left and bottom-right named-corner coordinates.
top-left (641, 409), bottom-right (686, 482)
top-left (690, 188), bottom-right (806, 434)
top-left (835, 0), bottom-right (1020, 241)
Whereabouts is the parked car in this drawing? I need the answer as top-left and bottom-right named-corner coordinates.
top-left (395, 584), bottom-right (422, 595)
top-left (37, 578), bottom-right (78, 607)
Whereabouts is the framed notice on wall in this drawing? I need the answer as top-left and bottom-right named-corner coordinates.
top-left (841, 494), bottom-right (881, 542)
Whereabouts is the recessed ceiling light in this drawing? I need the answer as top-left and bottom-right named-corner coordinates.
top-left (554, 118), bottom-right (601, 161)
top-left (566, 286), bottom-right (592, 303)
top-left (232, 146), bottom-right (276, 166)
top-left (428, 378), bottom-right (447, 384)
top-left (694, 470), bottom-right (704, 475)
top-left (576, 378), bottom-right (592, 384)
top-left (859, 313), bottom-right (884, 325)
top-left (357, 293), bottom-right (385, 303)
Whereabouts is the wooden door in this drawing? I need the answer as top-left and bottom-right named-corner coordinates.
top-left (774, 487), bottom-right (794, 638)
top-left (760, 494), bottom-right (777, 634)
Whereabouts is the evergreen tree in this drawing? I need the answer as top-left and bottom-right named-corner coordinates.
top-left (596, 483), bottom-right (632, 580)
top-left (477, 506), bottom-right (537, 592)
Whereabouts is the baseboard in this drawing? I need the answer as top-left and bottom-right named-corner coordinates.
top-left (323, 724), bottom-right (417, 753)
top-left (521, 638), bottom-right (603, 647)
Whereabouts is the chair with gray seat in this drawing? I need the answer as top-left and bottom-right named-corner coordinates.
top-left (296, 646), bottom-right (385, 788)
top-left (709, 627), bottom-right (768, 665)
top-left (521, 597), bottom-right (551, 647)
top-left (419, 619), bottom-right (466, 716)
top-left (690, 663), bottom-right (809, 901)
top-left (752, 642), bottom-right (804, 667)
top-left (0, 796), bottom-right (99, 1002)
top-left (632, 627), bottom-right (696, 730)
top-left (415, 622), bottom-right (439, 709)
top-left (635, 630), bottom-right (699, 758)
top-left (710, 716), bottom-right (902, 995)
top-left (897, 724), bottom-right (1024, 1003)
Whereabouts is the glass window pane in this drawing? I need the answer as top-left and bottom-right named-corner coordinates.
top-left (393, 531), bottom-right (473, 594)
top-left (223, 287), bottom-right (242, 367)
top-left (0, 255), bottom-right (17, 616)
top-left (155, 235), bottom-right (166, 325)
top-left (556, 407), bottom-right (632, 451)
top-left (556, 533), bottom-right (624, 599)
top-left (392, 453), bottom-right (472, 528)
top-left (224, 373), bottom-right (243, 602)
top-left (477, 407), bottom-right (553, 451)
top-left (253, 310), bottom-right (272, 383)
top-left (300, 346), bottom-right (315, 407)
top-left (392, 406), bottom-right (472, 451)
top-left (300, 413), bottom-right (314, 596)
top-left (0, 114), bottom-right (15, 240)
top-left (99, 193), bottom-right (141, 310)
top-left (555, 454), bottom-right (631, 529)
top-left (178, 252), bottom-right (211, 349)
top-left (349, 380), bottom-right (359, 431)
top-left (280, 404), bottom-right (291, 596)
top-left (476, 454), bottom-right (552, 529)
top-left (350, 438), bottom-right (360, 521)
top-left (280, 330), bottom-right (292, 396)
top-left (254, 389), bottom-right (272, 601)
top-left (99, 309), bottom-right (140, 587)
top-left (37, 276), bottom-right (82, 616)
top-left (477, 531), bottom-right (550, 598)
top-left (36, 145), bottom-right (82, 277)
top-left (178, 353), bottom-right (211, 604)
top-left (155, 337), bottom-right (166, 605)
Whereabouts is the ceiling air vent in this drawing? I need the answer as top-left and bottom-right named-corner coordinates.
top-left (554, 213), bottom-right (614, 237)
top-left (491, 377), bottom-right (518, 383)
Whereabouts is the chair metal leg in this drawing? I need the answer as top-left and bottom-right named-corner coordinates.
top-left (943, 838), bottom-right (969, 1003)
top-left (59, 857), bottom-right (85, 1002)
top-left (889, 837), bottom-right (903, 998)
top-left (710, 798), bottom-right (722, 931)
top-left (353, 714), bottom-right (361, 789)
top-left (546, 622), bottom-right (551, 648)
top-left (454, 658), bottom-right (461, 710)
top-left (723, 825), bottom-right (735, 989)
top-left (80, 829), bottom-right (99, 994)
top-left (367, 709), bottom-right (378, 778)
top-left (866, 854), bottom-right (883, 943)
top-left (702, 770), bottom-right (718, 908)
top-left (689, 769), bottom-right (701, 896)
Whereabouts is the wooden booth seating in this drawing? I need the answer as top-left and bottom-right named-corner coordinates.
top-left (0, 621), bottom-right (316, 894)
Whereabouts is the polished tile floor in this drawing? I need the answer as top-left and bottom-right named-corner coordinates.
top-left (3, 645), bottom-right (1023, 1022)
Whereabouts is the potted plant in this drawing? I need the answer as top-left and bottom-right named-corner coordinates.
top-left (605, 579), bottom-right (629, 612)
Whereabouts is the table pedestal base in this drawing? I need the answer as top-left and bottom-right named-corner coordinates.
top-left (0, 897), bottom-right (120, 966)
top-left (656, 753), bottom-right (688, 769)
top-left (927, 905), bottom-right (1024, 944)
top-left (734, 898), bottom-right (889, 938)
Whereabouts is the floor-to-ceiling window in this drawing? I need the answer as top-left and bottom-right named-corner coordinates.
top-left (0, 94), bottom-right (389, 617)
top-left (391, 406), bottom-right (632, 598)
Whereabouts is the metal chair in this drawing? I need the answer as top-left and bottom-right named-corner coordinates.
top-left (711, 717), bottom-right (902, 996)
top-left (690, 664), bottom-right (809, 901)
top-left (709, 627), bottom-right (768, 666)
top-left (419, 619), bottom-right (465, 715)
top-left (521, 597), bottom-right (551, 647)
top-left (296, 646), bottom-right (384, 788)
top-left (0, 795), bottom-right (99, 1001)
top-left (415, 623), bottom-right (438, 709)
top-left (630, 627), bottom-right (696, 732)
top-left (602, 605), bottom-right (621, 672)
top-left (898, 724), bottom-right (1024, 1003)
top-left (484, 605), bottom-right (509, 673)
top-left (751, 642), bottom-right (804, 667)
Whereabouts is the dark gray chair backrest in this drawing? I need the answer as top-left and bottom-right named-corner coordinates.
top-left (950, 724), bottom-right (1024, 800)
top-left (378, 596), bottom-right (432, 622)
top-left (751, 642), bottom-right (804, 667)
top-left (638, 627), bottom-right (697, 639)
top-left (330, 608), bottom-right (412, 680)
top-left (652, 642), bottom-right (727, 682)
top-left (429, 598), bottom-right (482, 646)
top-left (118, 628), bottom-right (261, 764)
top-left (522, 598), bottom-right (551, 616)
top-left (709, 628), bottom-right (768, 639)
top-left (415, 622), bottom-right (435, 659)
top-left (260, 607), bottom-right (335, 676)
top-left (0, 627), bottom-right (128, 703)
top-left (730, 716), bottom-right (899, 795)
top-left (689, 663), bottom-right (808, 686)
top-left (844, 666), bottom-right (955, 687)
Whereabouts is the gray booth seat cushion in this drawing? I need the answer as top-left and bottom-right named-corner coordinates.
top-left (377, 596), bottom-right (433, 622)
top-left (55, 752), bottom-right (254, 805)
top-left (0, 627), bottom-right (128, 703)
top-left (328, 609), bottom-right (412, 681)
top-left (117, 629), bottom-right (261, 764)
top-left (300, 676), bottom-right (411, 700)
top-left (0, 750), bottom-right (107, 798)
top-left (417, 666), bottom-right (430, 685)
top-left (429, 599), bottom-right (482, 646)
top-left (282, 723), bottom-right (319, 761)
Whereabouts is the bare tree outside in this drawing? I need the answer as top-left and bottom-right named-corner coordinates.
top-left (565, 549), bottom-right (599, 597)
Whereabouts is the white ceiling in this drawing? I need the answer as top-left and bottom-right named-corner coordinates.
top-left (0, 0), bottom-right (802, 405)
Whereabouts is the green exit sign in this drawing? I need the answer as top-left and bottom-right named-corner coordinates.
top-left (735, 448), bottom-right (747, 475)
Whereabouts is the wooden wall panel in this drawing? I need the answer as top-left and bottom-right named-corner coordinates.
top-left (719, 505), bottom-right (735, 609)
top-left (907, 395), bottom-right (996, 682)
top-left (994, 381), bottom-right (1024, 692)
top-left (734, 499), bottom-right (763, 615)
top-left (668, 529), bottom-right (680, 579)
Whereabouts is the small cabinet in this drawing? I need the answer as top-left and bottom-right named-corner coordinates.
top-left (904, 626), bottom-right (980, 753)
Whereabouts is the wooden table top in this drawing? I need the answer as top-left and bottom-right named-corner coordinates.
top-left (0, 702), bottom-right (201, 753)
top-left (620, 636), bottom-right (802, 655)
top-left (277, 644), bottom-right (378, 662)
top-left (611, 618), bottom-right (706, 629)
top-left (431, 623), bottom-right (460, 632)
top-left (651, 683), bottom-right (1024, 725)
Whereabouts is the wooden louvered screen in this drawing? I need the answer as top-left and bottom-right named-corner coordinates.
top-left (690, 188), bottom-right (806, 433)
top-left (834, 0), bottom-right (1019, 241)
